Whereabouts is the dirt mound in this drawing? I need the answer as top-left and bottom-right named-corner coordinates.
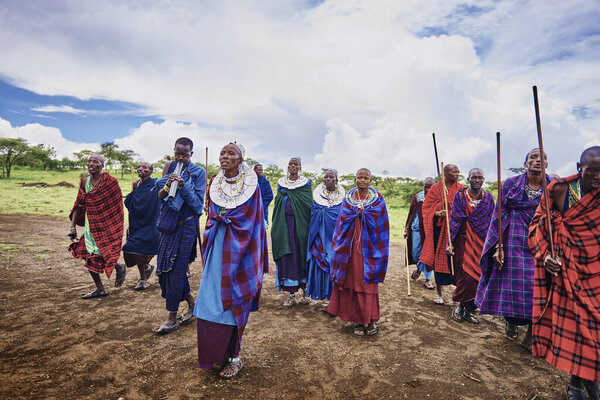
top-left (20, 181), bottom-right (74, 188)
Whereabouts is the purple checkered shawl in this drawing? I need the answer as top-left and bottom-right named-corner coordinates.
top-left (476, 173), bottom-right (552, 319)
top-left (330, 188), bottom-right (389, 285)
top-left (202, 186), bottom-right (268, 332)
top-left (449, 189), bottom-right (494, 242)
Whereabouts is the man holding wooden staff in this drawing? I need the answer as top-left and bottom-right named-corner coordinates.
top-left (447, 168), bottom-right (494, 323)
top-left (529, 146), bottom-right (600, 399)
top-left (420, 164), bottom-right (463, 305)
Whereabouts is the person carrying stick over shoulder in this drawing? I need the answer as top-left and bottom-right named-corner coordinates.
top-left (529, 146), bottom-right (600, 400)
top-left (420, 164), bottom-right (463, 305)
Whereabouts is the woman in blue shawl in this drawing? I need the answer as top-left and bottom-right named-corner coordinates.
top-left (306, 169), bottom-right (345, 305)
top-left (194, 142), bottom-right (268, 379)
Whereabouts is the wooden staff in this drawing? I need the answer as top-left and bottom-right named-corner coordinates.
top-left (496, 132), bottom-right (503, 269)
top-left (532, 86), bottom-right (555, 258)
top-left (441, 162), bottom-right (454, 275)
top-left (432, 133), bottom-right (442, 187)
top-left (405, 239), bottom-right (411, 296)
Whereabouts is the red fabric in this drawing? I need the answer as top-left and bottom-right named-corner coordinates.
top-left (463, 199), bottom-right (485, 280)
top-left (327, 218), bottom-right (379, 325)
top-left (420, 180), bottom-right (463, 273)
top-left (69, 173), bottom-right (124, 278)
top-left (529, 174), bottom-right (600, 382)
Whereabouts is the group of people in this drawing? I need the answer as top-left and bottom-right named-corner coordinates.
top-left (66, 139), bottom-right (600, 396)
top-left (405, 147), bottom-right (600, 399)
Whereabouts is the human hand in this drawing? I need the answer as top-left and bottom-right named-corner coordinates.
top-left (543, 254), bottom-right (561, 276)
top-left (435, 210), bottom-right (447, 218)
top-left (68, 227), bottom-right (77, 241)
top-left (493, 244), bottom-right (504, 270)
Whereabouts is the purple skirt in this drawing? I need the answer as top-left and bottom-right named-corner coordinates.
top-left (197, 318), bottom-right (242, 369)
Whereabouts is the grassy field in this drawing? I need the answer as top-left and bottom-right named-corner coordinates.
top-left (0, 167), bottom-right (408, 242)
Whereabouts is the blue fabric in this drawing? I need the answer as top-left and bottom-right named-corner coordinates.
top-left (194, 225), bottom-right (236, 326)
top-left (306, 201), bottom-right (341, 300)
top-left (123, 177), bottom-right (160, 255)
top-left (411, 229), bottom-right (432, 280)
top-left (257, 175), bottom-right (273, 221)
top-left (155, 161), bottom-right (206, 215)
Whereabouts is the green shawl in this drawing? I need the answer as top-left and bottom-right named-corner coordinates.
top-left (271, 182), bottom-right (313, 268)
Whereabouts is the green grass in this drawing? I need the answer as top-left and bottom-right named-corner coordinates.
top-left (1, 167), bottom-right (410, 242)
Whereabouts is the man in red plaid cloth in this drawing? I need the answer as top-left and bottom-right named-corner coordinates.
top-left (69, 154), bottom-right (126, 299)
top-left (529, 146), bottom-right (600, 400)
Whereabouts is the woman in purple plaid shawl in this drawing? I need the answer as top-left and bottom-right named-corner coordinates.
top-left (476, 149), bottom-right (552, 348)
top-left (327, 168), bottom-right (389, 337)
top-left (193, 143), bottom-right (268, 379)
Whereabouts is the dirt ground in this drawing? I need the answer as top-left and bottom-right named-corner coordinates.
top-left (0, 214), bottom-right (568, 399)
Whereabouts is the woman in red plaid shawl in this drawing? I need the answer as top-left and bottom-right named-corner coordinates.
top-left (69, 155), bottom-right (126, 299)
top-left (194, 143), bottom-right (268, 379)
top-left (447, 168), bottom-right (494, 324)
top-left (327, 168), bottom-right (389, 337)
top-left (529, 147), bottom-right (600, 399)
top-left (420, 164), bottom-right (463, 305)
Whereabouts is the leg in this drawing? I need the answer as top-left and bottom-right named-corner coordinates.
top-left (133, 263), bottom-right (150, 290)
top-left (137, 264), bottom-right (146, 280)
top-left (156, 311), bottom-right (178, 334)
top-left (433, 284), bottom-right (444, 304)
top-left (566, 375), bottom-right (588, 400)
top-left (80, 270), bottom-right (107, 298)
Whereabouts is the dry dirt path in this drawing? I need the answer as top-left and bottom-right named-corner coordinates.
top-left (0, 215), bottom-right (567, 399)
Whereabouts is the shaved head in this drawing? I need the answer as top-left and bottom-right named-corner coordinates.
top-left (468, 168), bottom-right (483, 178)
top-left (443, 164), bottom-right (457, 172)
top-left (424, 177), bottom-right (435, 185)
top-left (580, 146), bottom-right (600, 164)
top-left (356, 167), bottom-right (371, 177)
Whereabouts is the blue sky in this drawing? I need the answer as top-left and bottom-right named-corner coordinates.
top-left (0, 0), bottom-right (598, 177)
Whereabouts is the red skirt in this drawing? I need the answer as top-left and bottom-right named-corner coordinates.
top-left (328, 218), bottom-right (379, 325)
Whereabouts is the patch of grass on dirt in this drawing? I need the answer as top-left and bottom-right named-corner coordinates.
top-left (34, 254), bottom-right (49, 259)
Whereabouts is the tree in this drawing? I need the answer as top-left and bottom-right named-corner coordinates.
top-left (20, 144), bottom-right (57, 170)
top-left (100, 142), bottom-right (120, 172)
top-left (114, 149), bottom-right (137, 178)
top-left (244, 157), bottom-right (259, 168)
top-left (263, 164), bottom-right (284, 183)
top-left (0, 138), bottom-right (30, 178)
top-left (73, 150), bottom-right (96, 168)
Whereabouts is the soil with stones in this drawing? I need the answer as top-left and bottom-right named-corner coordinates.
top-left (0, 214), bottom-right (567, 399)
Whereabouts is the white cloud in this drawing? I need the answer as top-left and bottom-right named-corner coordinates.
top-left (0, 0), bottom-right (597, 178)
top-left (31, 105), bottom-right (86, 114)
top-left (0, 117), bottom-right (99, 158)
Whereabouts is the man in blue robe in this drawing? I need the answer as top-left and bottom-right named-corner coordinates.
top-left (123, 161), bottom-right (160, 290)
top-left (254, 164), bottom-right (273, 227)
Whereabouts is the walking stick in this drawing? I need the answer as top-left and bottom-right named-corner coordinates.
top-left (441, 162), bottom-right (454, 276)
top-left (405, 239), bottom-right (411, 296)
top-left (432, 133), bottom-right (442, 182)
top-left (496, 132), bottom-right (504, 270)
top-left (532, 86), bottom-right (555, 258)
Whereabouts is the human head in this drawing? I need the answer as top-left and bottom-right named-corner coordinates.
top-left (423, 177), bottom-right (434, 195)
top-left (288, 157), bottom-right (301, 176)
top-left (443, 164), bottom-right (459, 184)
top-left (219, 143), bottom-right (243, 176)
top-left (355, 168), bottom-right (371, 190)
top-left (467, 168), bottom-right (484, 191)
top-left (173, 137), bottom-right (194, 166)
top-left (323, 169), bottom-right (338, 191)
top-left (87, 154), bottom-right (105, 175)
top-left (254, 163), bottom-right (263, 177)
top-left (136, 161), bottom-right (153, 179)
top-left (578, 146), bottom-right (600, 194)
top-left (524, 148), bottom-right (548, 174)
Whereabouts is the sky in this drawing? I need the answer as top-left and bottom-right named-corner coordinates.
top-left (0, 0), bottom-right (598, 179)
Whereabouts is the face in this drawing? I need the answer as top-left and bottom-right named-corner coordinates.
top-left (173, 143), bottom-right (193, 165)
top-left (355, 170), bottom-right (371, 190)
top-left (524, 149), bottom-right (548, 173)
top-left (578, 155), bottom-right (600, 194)
top-left (323, 171), bottom-right (337, 191)
top-left (137, 162), bottom-right (152, 179)
top-left (468, 169), bottom-right (485, 191)
top-left (423, 180), bottom-right (434, 195)
top-left (87, 156), bottom-right (103, 174)
top-left (254, 164), bottom-right (263, 176)
top-left (219, 144), bottom-right (242, 173)
top-left (444, 165), bottom-right (460, 183)
top-left (288, 158), bottom-right (300, 175)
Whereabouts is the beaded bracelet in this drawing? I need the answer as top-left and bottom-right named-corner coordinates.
top-left (163, 184), bottom-right (170, 192)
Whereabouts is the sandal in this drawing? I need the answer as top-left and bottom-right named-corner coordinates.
top-left (283, 295), bottom-right (296, 307)
top-left (155, 322), bottom-right (179, 335)
top-left (299, 296), bottom-right (311, 305)
top-left (176, 308), bottom-right (195, 325)
top-left (505, 322), bottom-right (519, 341)
top-left (463, 311), bottom-right (480, 324)
top-left (433, 295), bottom-right (445, 305)
top-left (411, 269), bottom-right (421, 280)
top-left (353, 325), bottom-right (366, 336)
top-left (80, 290), bottom-right (107, 299)
top-left (133, 280), bottom-right (150, 290)
top-left (424, 281), bottom-right (434, 290)
top-left (365, 325), bottom-right (379, 336)
top-left (220, 357), bottom-right (243, 379)
top-left (451, 305), bottom-right (464, 322)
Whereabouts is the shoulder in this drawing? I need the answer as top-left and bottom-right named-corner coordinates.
top-left (162, 161), bottom-right (172, 176)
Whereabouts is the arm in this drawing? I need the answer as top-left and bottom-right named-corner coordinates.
top-left (404, 194), bottom-right (417, 237)
top-left (179, 166), bottom-right (206, 215)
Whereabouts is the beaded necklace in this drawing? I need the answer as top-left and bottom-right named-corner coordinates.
top-left (209, 164), bottom-right (257, 209)
top-left (466, 189), bottom-right (483, 207)
top-left (524, 183), bottom-right (543, 201)
top-left (314, 183), bottom-right (345, 207)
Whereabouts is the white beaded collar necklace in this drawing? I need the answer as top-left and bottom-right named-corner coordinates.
top-left (278, 175), bottom-right (309, 189)
top-left (313, 182), bottom-right (345, 207)
top-left (209, 164), bottom-right (257, 209)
